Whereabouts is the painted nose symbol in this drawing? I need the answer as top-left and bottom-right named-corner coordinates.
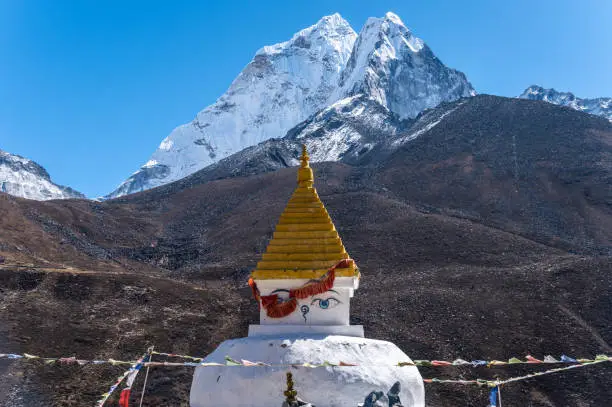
top-left (300, 305), bottom-right (309, 322)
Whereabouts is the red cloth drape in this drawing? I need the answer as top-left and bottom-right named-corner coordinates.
top-left (249, 259), bottom-right (353, 318)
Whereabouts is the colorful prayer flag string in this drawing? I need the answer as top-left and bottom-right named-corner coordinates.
top-left (1, 349), bottom-right (610, 403)
top-left (151, 351), bottom-right (203, 361)
top-left (422, 357), bottom-right (611, 388)
top-left (0, 353), bottom-right (135, 366)
top-left (96, 350), bottom-right (150, 407)
top-left (1, 352), bottom-right (610, 370)
top-left (497, 357), bottom-right (610, 386)
top-left (118, 347), bottom-right (154, 407)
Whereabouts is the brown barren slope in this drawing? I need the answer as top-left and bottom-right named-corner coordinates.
top-left (1, 96), bottom-right (611, 406)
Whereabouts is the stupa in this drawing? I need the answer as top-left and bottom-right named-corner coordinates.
top-left (190, 146), bottom-right (425, 407)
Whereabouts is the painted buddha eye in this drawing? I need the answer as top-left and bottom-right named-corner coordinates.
top-left (311, 297), bottom-right (341, 309)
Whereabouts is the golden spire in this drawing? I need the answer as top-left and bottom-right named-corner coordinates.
top-left (251, 145), bottom-right (358, 280)
top-left (297, 144), bottom-right (314, 188)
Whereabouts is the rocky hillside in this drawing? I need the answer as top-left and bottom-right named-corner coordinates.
top-left (0, 95), bottom-right (611, 406)
top-left (153, 95), bottom-right (612, 255)
top-left (0, 149), bottom-right (85, 201)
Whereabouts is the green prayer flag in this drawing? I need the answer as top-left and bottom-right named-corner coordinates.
top-left (224, 356), bottom-right (241, 366)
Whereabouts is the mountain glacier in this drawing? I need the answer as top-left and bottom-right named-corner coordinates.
top-left (0, 149), bottom-right (85, 201)
top-left (519, 85), bottom-right (612, 122)
top-left (108, 12), bottom-right (475, 198)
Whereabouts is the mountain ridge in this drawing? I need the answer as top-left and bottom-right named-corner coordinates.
top-left (519, 85), bottom-right (612, 122)
top-left (108, 11), bottom-right (475, 198)
top-left (106, 13), bottom-right (358, 198)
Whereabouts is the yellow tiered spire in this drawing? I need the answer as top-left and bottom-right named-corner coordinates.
top-left (251, 145), bottom-right (359, 280)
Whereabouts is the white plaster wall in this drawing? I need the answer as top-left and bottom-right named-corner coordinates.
top-left (259, 288), bottom-right (351, 326)
top-left (255, 277), bottom-right (357, 326)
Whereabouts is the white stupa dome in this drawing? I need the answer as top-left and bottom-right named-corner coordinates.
top-left (190, 335), bottom-right (424, 407)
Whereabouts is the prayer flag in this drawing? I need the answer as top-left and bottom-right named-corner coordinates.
top-left (560, 355), bottom-right (577, 363)
top-left (118, 388), bottom-right (131, 407)
top-left (489, 386), bottom-right (498, 406)
top-left (543, 355), bottom-right (559, 363)
top-left (224, 356), bottom-right (241, 366)
top-left (525, 355), bottom-right (543, 363)
top-left (431, 360), bottom-right (453, 366)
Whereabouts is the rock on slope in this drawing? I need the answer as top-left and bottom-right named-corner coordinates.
top-left (520, 85), bottom-right (612, 121)
top-left (108, 12), bottom-right (475, 198)
top-left (0, 149), bottom-right (85, 201)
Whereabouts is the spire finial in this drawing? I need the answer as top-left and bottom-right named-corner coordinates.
top-left (297, 144), bottom-right (313, 188)
top-left (300, 144), bottom-right (310, 168)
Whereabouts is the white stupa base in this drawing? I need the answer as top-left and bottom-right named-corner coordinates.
top-left (190, 335), bottom-right (425, 407)
top-left (248, 324), bottom-right (364, 337)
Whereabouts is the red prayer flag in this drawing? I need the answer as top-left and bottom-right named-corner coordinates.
top-left (526, 355), bottom-right (543, 363)
top-left (119, 388), bottom-right (131, 407)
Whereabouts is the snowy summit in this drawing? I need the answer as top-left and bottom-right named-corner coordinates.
top-left (0, 149), bottom-right (85, 201)
top-left (334, 12), bottom-right (475, 119)
top-left (107, 14), bottom-right (357, 198)
top-left (108, 12), bottom-right (475, 198)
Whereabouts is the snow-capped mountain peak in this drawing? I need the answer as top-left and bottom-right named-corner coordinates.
top-left (0, 149), bottom-right (85, 201)
top-left (369, 12), bottom-right (425, 54)
top-left (108, 11), bottom-right (476, 198)
top-left (107, 13), bottom-right (357, 198)
top-left (335, 11), bottom-right (475, 119)
top-left (519, 85), bottom-right (612, 122)
top-left (257, 13), bottom-right (355, 57)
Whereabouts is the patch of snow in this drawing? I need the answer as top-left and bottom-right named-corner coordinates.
top-left (392, 102), bottom-right (464, 146)
top-left (289, 95), bottom-right (404, 163)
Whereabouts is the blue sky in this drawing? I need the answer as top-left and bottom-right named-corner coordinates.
top-left (1, 0), bottom-right (611, 197)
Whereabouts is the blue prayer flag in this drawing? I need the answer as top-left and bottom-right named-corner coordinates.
top-left (489, 386), bottom-right (498, 406)
top-left (560, 355), bottom-right (577, 363)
